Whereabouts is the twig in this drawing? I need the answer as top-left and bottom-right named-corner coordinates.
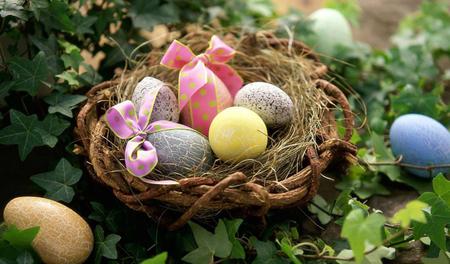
top-left (360, 155), bottom-right (450, 171)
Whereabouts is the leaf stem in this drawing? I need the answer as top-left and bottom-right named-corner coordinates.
top-left (360, 155), bottom-right (450, 170)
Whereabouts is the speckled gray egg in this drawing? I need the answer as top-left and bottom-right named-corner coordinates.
top-left (132, 77), bottom-right (179, 123)
top-left (234, 82), bottom-right (294, 128)
top-left (147, 128), bottom-right (214, 177)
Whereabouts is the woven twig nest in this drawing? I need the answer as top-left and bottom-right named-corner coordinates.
top-left (76, 29), bottom-right (356, 230)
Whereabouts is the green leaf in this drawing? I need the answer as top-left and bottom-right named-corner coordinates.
top-left (30, 158), bottom-right (82, 203)
top-left (129, 0), bottom-right (180, 29)
top-left (8, 51), bottom-right (49, 96)
top-left (186, 220), bottom-right (233, 260)
top-left (371, 133), bottom-right (431, 193)
top-left (0, 0), bottom-right (27, 20)
top-left (0, 110), bottom-right (62, 160)
top-left (94, 225), bottom-right (121, 263)
top-left (421, 251), bottom-right (450, 264)
top-left (223, 218), bottom-right (245, 259)
top-left (341, 210), bottom-right (386, 263)
top-left (276, 237), bottom-right (302, 264)
top-left (30, 34), bottom-right (63, 75)
top-left (15, 250), bottom-right (34, 264)
top-left (181, 248), bottom-right (213, 264)
top-left (2, 226), bottom-right (39, 248)
top-left (432, 174), bottom-right (450, 206)
top-left (29, 0), bottom-right (48, 20)
top-left (72, 13), bottom-right (97, 36)
top-left (61, 50), bottom-right (84, 71)
top-left (56, 71), bottom-right (80, 87)
top-left (308, 195), bottom-right (332, 224)
top-left (39, 0), bottom-right (75, 32)
top-left (39, 114), bottom-right (70, 139)
top-left (77, 63), bottom-right (102, 86)
top-left (44, 93), bottom-right (86, 118)
top-left (412, 175), bottom-right (450, 250)
top-left (336, 246), bottom-right (395, 264)
top-left (392, 200), bottom-right (428, 228)
top-left (250, 237), bottom-right (289, 264)
top-left (140, 252), bottom-right (167, 264)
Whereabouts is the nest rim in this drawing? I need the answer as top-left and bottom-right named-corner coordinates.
top-left (75, 31), bottom-right (356, 230)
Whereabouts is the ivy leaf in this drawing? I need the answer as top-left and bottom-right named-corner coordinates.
top-left (184, 220), bottom-right (233, 263)
top-left (0, 0), bottom-right (27, 20)
top-left (336, 246), bottom-right (395, 264)
top-left (44, 93), bottom-right (86, 118)
top-left (30, 34), bottom-right (63, 75)
top-left (250, 237), bottom-right (289, 264)
top-left (223, 218), bottom-right (245, 259)
top-left (61, 50), bottom-right (83, 70)
top-left (77, 63), bottom-right (102, 86)
top-left (39, 114), bottom-right (70, 139)
top-left (181, 248), bottom-right (213, 264)
top-left (140, 252), bottom-right (167, 264)
top-left (94, 225), bottom-right (121, 264)
top-left (276, 237), bottom-right (302, 264)
top-left (308, 195), bottom-right (332, 224)
top-left (39, 0), bottom-right (75, 32)
top-left (56, 71), bottom-right (80, 87)
top-left (2, 226), bottom-right (39, 248)
top-left (371, 133), bottom-right (431, 193)
top-left (8, 51), bottom-right (49, 96)
top-left (341, 210), bottom-right (386, 263)
top-left (421, 251), bottom-right (450, 264)
top-left (15, 250), bottom-right (34, 264)
top-left (72, 13), bottom-right (97, 36)
top-left (392, 200), bottom-right (428, 228)
top-left (30, 158), bottom-right (82, 203)
top-left (412, 175), bottom-right (450, 250)
top-left (129, 0), bottom-right (180, 29)
top-left (0, 110), bottom-right (66, 160)
top-left (29, 0), bottom-right (48, 20)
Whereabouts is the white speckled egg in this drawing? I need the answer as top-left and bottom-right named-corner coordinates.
top-left (3, 196), bottom-right (94, 264)
top-left (147, 128), bottom-right (214, 177)
top-left (234, 82), bottom-right (294, 128)
top-left (132, 77), bottom-right (179, 122)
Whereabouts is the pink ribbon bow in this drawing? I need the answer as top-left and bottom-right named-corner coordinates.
top-left (160, 35), bottom-right (243, 135)
top-left (105, 87), bottom-right (187, 185)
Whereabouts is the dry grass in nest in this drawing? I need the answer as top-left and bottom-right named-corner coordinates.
top-left (108, 28), bottom-right (327, 185)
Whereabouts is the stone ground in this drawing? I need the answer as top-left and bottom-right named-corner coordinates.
top-left (273, 1), bottom-right (431, 263)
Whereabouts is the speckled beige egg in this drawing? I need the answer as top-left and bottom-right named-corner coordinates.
top-left (132, 77), bottom-right (179, 122)
top-left (234, 82), bottom-right (294, 128)
top-left (3, 197), bottom-right (94, 264)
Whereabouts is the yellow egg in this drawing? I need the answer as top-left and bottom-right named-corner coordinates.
top-left (209, 107), bottom-right (268, 162)
top-left (3, 197), bottom-right (94, 264)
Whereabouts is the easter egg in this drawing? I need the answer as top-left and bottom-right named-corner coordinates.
top-left (3, 197), bottom-right (94, 264)
top-left (209, 107), bottom-right (268, 162)
top-left (234, 82), bottom-right (294, 128)
top-left (389, 114), bottom-right (450, 178)
top-left (132, 76), bottom-right (179, 122)
top-left (147, 128), bottom-right (214, 177)
top-left (309, 8), bottom-right (353, 55)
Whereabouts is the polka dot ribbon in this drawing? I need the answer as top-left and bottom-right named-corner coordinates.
top-left (104, 87), bottom-right (187, 184)
top-left (160, 35), bottom-right (243, 135)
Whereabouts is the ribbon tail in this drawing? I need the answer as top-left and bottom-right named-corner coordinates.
top-left (178, 61), bottom-right (208, 110)
top-left (209, 63), bottom-right (243, 98)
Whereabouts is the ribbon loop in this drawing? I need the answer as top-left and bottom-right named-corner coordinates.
top-left (105, 86), bottom-right (187, 184)
top-left (160, 35), bottom-right (243, 135)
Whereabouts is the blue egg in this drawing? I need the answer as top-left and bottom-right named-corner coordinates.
top-left (389, 114), bottom-right (450, 178)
